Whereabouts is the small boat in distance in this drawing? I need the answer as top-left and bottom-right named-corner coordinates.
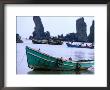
top-left (32, 39), bottom-right (63, 45)
top-left (66, 43), bottom-right (94, 49)
top-left (32, 39), bottom-right (48, 44)
top-left (26, 46), bottom-right (94, 71)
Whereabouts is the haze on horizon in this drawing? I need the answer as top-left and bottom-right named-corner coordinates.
top-left (17, 16), bottom-right (94, 38)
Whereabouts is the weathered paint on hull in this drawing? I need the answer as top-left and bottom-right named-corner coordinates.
top-left (26, 46), bottom-right (94, 71)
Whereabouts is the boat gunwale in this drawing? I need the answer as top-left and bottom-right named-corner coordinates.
top-left (26, 51), bottom-right (56, 63)
top-left (26, 51), bottom-right (77, 67)
top-left (26, 46), bottom-right (61, 60)
top-left (26, 46), bottom-right (94, 70)
top-left (26, 46), bottom-right (94, 64)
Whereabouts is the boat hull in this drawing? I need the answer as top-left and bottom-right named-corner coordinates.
top-left (26, 46), bottom-right (94, 71)
top-left (32, 39), bottom-right (63, 45)
top-left (32, 39), bottom-right (48, 44)
top-left (66, 43), bottom-right (94, 49)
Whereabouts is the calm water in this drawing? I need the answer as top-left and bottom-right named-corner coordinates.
top-left (16, 39), bottom-right (94, 74)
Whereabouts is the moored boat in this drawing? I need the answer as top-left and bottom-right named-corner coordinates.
top-left (66, 43), bottom-right (94, 49)
top-left (48, 39), bottom-right (63, 45)
top-left (26, 46), bottom-right (94, 71)
top-left (32, 39), bottom-right (63, 45)
top-left (32, 39), bottom-right (48, 44)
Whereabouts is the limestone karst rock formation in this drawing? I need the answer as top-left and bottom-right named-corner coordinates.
top-left (76, 17), bottom-right (87, 42)
top-left (16, 34), bottom-right (23, 43)
top-left (32, 16), bottom-right (50, 40)
top-left (32, 16), bottom-right (45, 40)
top-left (87, 20), bottom-right (94, 43)
top-left (32, 16), bottom-right (94, 43)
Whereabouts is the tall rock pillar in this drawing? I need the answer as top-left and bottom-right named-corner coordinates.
top-left (87, 20), bottom-right (94, 43)
top-left (32, 16), bottom-right (45, 40)
top-left (76, 17), bottom-right (87, 42)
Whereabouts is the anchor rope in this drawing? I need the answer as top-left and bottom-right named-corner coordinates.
top-left (18, 53), bottom-right (26, 66)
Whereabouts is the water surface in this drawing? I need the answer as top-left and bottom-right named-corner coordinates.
top-left (16, 39), bottom-right (94, 74)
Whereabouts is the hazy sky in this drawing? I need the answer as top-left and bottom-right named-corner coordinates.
top-left (17, 16), bottom-right (94, 38)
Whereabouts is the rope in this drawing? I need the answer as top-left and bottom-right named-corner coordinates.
top-left (18, 53), bottom-right (26, 66)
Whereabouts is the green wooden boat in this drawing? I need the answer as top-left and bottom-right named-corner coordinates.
top-left (26, 46), bottom-right (94, 71)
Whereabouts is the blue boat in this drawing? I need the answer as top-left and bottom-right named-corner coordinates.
top-left (66, 43), bottom-right (94, 49)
